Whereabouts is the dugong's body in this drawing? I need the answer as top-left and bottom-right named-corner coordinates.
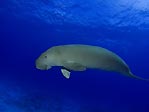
top-left (35, 44), bottom-right (147, 80)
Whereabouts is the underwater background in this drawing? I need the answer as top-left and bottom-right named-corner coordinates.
top-left (0, 0), bottom-right (149, 112)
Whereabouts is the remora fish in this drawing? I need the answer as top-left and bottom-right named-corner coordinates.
top-left (35, 44), bottom-right (148, 80)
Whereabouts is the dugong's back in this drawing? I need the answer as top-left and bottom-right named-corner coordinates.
top-left (52, 45), bottom-right (129, 74)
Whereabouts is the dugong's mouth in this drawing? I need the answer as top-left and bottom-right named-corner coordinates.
top-left (36, 64), bottom-right (49, 70)
top-left (35, 60), bottom-right (51, 70)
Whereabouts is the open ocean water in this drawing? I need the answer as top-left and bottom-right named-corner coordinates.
top-left (0, 0), bottom-right (149, 112)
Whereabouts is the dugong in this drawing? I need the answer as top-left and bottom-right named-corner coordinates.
top-left (35, 44), bottom-right (148, 80)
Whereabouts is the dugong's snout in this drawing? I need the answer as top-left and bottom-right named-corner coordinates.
top-left (35, 59), bottom-right (48, 70)
top-left (35, 53), bottom-right (51, 70)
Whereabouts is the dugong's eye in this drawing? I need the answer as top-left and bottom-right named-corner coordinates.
top-left (44, 55), bottom-right (47, 58)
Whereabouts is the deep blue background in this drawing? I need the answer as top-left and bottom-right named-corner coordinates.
top-left (0, 0), bottom-right (149, 112)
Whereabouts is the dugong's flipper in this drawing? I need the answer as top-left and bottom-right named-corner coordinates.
top-left (63, 61), bottom-right (86, 71)
top-left (61, 69), bottom-right (71, 79)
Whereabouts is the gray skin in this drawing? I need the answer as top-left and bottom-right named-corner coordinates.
top-left (35, 44), bottom-right (148, 80)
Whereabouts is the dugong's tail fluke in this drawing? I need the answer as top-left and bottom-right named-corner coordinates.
top-left (128, 72), bottom-right (149, 81)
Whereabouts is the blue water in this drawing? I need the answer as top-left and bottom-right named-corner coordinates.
top-left (0, 0), bottom-right (149, 112)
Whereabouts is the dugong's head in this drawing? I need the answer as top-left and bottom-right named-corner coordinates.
top-left (35, 48), bottom-right (57, 70)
